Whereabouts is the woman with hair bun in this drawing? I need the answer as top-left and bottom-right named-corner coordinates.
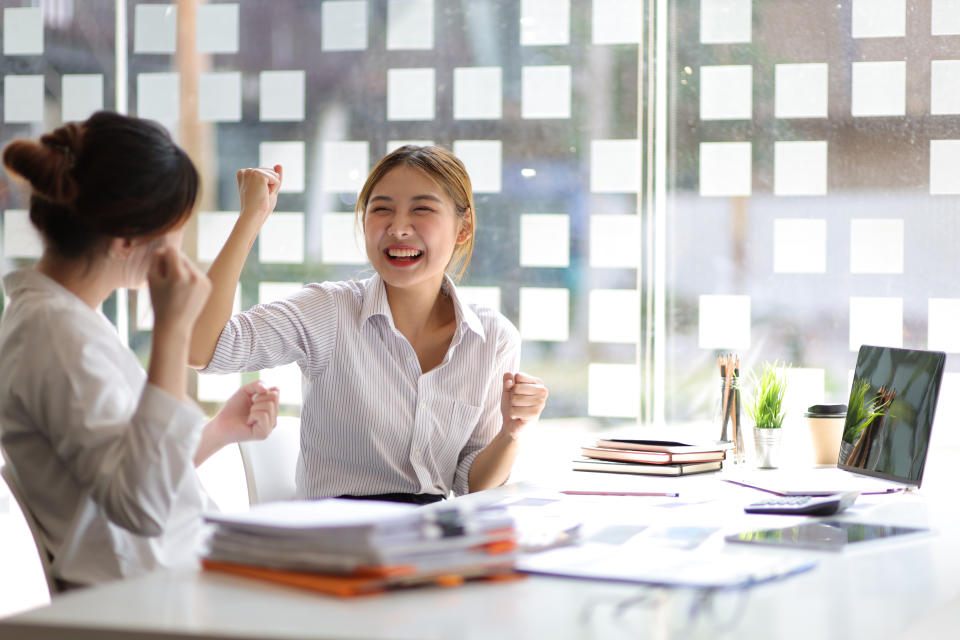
top-left (0, 111), bottom-right (280, 587)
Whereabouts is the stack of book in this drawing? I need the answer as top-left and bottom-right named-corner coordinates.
top-left (202, 498), bottom-right (519, 596)
top-left (573, 439), bottom-right (731, 476)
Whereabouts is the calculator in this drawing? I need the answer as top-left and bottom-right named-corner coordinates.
top-left (744, 492), bottom-right (859, 516)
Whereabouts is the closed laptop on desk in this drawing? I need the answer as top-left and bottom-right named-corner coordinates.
top-left (725, 345), bottom-right (945, 496)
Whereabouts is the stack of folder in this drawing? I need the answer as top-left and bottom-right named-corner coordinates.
top-left (573, 439), bottom-right (730, 476)
top-left (202, 498), bottom-right (520, 596)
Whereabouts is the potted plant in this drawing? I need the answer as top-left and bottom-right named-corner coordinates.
top-left (746, 361), bottom-right (788, 468)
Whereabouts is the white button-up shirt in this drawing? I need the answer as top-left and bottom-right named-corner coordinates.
top-left (203, 274), bottom-right (520, 498)
top-left (0, 270), bottom-right (210, 585)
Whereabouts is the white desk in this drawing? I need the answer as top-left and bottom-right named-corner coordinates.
top-left (3, 473), bottom-right (960, 640)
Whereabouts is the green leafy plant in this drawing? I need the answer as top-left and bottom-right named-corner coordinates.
top-left (746, 361), bottom-right (788, 429)
top-left (843, 379), bottom-right (887, 443)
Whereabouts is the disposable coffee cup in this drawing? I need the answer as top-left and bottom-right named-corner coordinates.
top-left (805, 403), bottom-right (846, 465)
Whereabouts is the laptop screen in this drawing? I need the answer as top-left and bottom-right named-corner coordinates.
top-left (838, 345), bottom-right (946, 486)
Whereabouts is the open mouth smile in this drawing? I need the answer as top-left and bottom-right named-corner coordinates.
top-left (385, 247), bottom-right (424, 265)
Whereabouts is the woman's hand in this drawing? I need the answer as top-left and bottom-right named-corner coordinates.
top-left (148, 247), bottom-right (211, 335)
top-left (194, 381), bottom-right (280, 466)
top-left (500, 372), bottom-right (549, 439)
top-left (237, 165), bottom-right (282, 227)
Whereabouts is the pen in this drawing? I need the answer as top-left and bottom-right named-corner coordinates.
top-left (560, 491), bottom-right (679, 497)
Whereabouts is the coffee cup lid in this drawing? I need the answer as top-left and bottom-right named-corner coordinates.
top-left (804, 403), bottom-right (846, 417)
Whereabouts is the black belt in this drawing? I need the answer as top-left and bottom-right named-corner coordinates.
top-left (337, 492), bottom-right (445, 505)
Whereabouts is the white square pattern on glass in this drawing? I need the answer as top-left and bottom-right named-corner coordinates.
top-left (849, 297), bottom-right (902, 350)
top-left (699, 142), bottom-right (751, 196)
top-left (259, 363), bottom-right (302, 407)
top-left (321, 213), bottom-right (367, 265)
top-left (851, 0), bottom-right (905, 39)
top-left (198, 212), bottom-right (239, 263)
top-left (322, 141), bottom-right (368, 193)
top-left (522, 66), bottom-right (571, 119)
top-left (453, 140), bottom-right (501, 193)
top-left (3, 75), bottom-right (43, 123)
top-left (454, 67), bottom-right (502, 120)
top-left (698, 294), bottom-right (750, 349)
top-left (387, 0), bottom-right (434, 50)
top-left (322, 0), bottom-right (367, 51)
top-left (775, 63), bottom-right (828, 119)
top-left (520, 0), bottom-right (570, 46)
top-left (2, 210), bottom-right (42, 259)
top-left (519, 287), bottom-right (569, 342)
top-left (198, 372), bottom-right (243, 403)
top-left (387, 68), bottom-right (435, 121)
top-left (849, 218), bottom-right (904, 274)
top-left (930, 140), bottom-right (960, 194)
top-left (700, 0), bottom-right (751, 44)
top-left (3, 7), bottom-right (43, 55)
top-left (773, 218), bottom-right (826, 274)
top-left (782, 368), bottom-right (825, 415)
top-left (197, 3), bottom-right (239, 53)
top-left (851, 61), bottom-right (906, 117)
top-left (590, 215), bottom-right (640, 268)
top-left (589, 289), bottom-right (639, 344)
top-left (588, 363), bottom-right (639, 418)
top-left (260, 142), bottom-right (305, 193)
top-left (457, 287), bottom-right (502, 313)
top-left (928, 299), bottom-right (960, 353)
top-left (520, 214), bottom-right (569, 267)
top-left (774, 140), bottom-right (827, 196)
top-left (259, 282), bottom-right (304, 306)
top-left (700, 65), bottom-right (752, 120)
top-left (590, 139), bottom-right (640, 193)
top-left (137, 72), bottom-right (179, 123)
top-left (259, 213), bottom-right (305, 264)
top-left (260, 71), bottom-right (305, 122)
top-left (931, 61), bottom-right (960, 115)
top-left (62, 75), bottom-right (104, 122)
top-left (136, 288), bottom-right (154, 331)
top-left (198, 72), bottom-right (242, 122)
top-left (592, 0), bottom-right (641, 44)
top-left (134, 4), bottom-right (176, 54)
top-left (932, 0), bottom-right (960, 35)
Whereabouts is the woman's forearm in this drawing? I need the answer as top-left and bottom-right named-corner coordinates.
top-left (467, 429), bottom-right (520, 492)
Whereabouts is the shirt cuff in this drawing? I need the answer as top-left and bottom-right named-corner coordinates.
top-left (452, 449), bottom-right (483, 496)
top-left (136, 383), bottom-right (205, 453)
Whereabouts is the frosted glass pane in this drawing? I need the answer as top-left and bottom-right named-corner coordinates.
top-left (590, 215), bottom-right (640, 268)
top-left (387, 68), bottom-right (435, 121)
top-left (2, 210), bottom-right (42, 258)
top-left (588, 363), bottom-right (639, 418)
top-left (197, 4), bottom-right (239, 53)
top-left (259, 363), bottom-right (302, 407)
top-left (932, 0), bottom-right (960, 35)
top-left (775, 63), bottom-right (828, 119)
top-left (849, 297), bottom-right (902, 350)
top-left (774, 141), bottom-right (827, 196)
top-left (782, 367), bottom-right (825, 416)
top-left (699, 142), bottom-right (751, 196)
top-left (197, 212), bottom-right (239, 263)
top-left (928, 299), bottom-right (960, 352)
top-left (260, 71), bottom-right (305, 121)
top-left (453, 140), bottom-right (501, 193)
top-left (260, 141), bottom-right (305, 193)
top-left (322, 1), bottom-right (367, 51)
top-left (3, 7), bottom-right (43, 55)
top-left (520, 0), bottom-right (570, 46)
top-left (137, 72), bottom-right (179, 123)
top-left (933, 373), bottom-right (960, 448)
top-left (387, 139), bottom-right (433, 152)
top-left (849, 218), bottom-right (904, 274)
top-left (136, 287), bottom-right (154, 331)
top-left (700, 65), bottom-right (752, 120)
top-left (3, 75), bottom-right (43, 123)
top-left (698, 294), bottom-right (751, 349)
top-left (520, 214), bottom-right (569, 267)
top-left (198, 372), bottom-right (243, 403)
top-left (198, 72), bottom-right (241, 122)
top-left (321, 141), bottom-right (368, 192)
top-left (454, 67), bottom-right (502, 120)
top-left (387, 0), bottom-right (433, 50)
top-left (773, 218), bottom-right (826, 273)
top-left (134, 4), bottom-right (176, 54)
top-left (592, 0), bottom-right (641, 44)
top-left (590, 139), bottom-right (640, 193)
top-left (62, 75), bottom-right (104, 122)
top-left (700, 0), bottom-right (751, 44)
top-left (589, 289), bottom-right (639, 344)
top-left (321, 213), bottom-right (366, 264)
top-left (259, 213), bottom-right (305, 264)
top-left (851, 61), bottom-right (905, 117)
top-left (259, 282), bottom-right (304, 305)
top-left (852, 0), bottom-right (905, 39)
top-left (457, 286), bottom-right (501, 313)
top-left (522, 66), bottom-right (571, 119)
top-left (519, 287), bottom-right (569, 341)
top-left (930, 140), bottom-right (960, 194)
top-left (931, 61), bottom-right (960, 115)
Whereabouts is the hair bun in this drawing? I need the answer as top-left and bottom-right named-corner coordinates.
top-left (2, 123), bottom-right (83, 205)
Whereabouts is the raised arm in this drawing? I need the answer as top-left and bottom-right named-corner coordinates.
top-left (188, 165), bottom-right (282, 368)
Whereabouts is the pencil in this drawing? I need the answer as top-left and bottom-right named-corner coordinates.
top-left (560, 491), bottom-right (680, 497)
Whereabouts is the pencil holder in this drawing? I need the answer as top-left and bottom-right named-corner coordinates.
top-left (714, 374), bottom-right (745, 465)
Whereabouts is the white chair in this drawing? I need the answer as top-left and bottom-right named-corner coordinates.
top-left (2, 463), bottom-right (59, 597)
top-left (238, 415), bottom-right (300, 504)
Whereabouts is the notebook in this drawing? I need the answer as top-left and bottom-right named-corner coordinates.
top-left (724, 345), bottom-right (946, 496)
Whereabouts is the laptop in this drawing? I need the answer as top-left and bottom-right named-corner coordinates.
top-left (724, 345), bottom-right (946, 496)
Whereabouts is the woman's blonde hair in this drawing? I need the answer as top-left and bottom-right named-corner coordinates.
top-left (355, 145), bottom-right (475, 281)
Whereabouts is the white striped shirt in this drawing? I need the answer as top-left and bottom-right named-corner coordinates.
top-left (203, 274), bottom-right (520, 498)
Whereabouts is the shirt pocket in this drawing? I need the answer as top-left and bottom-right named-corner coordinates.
top-left (426, 398), bottom-right (484, 470)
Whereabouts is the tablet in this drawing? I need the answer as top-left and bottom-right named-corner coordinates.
top-left (725, 520), bottom-right (929, 551)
